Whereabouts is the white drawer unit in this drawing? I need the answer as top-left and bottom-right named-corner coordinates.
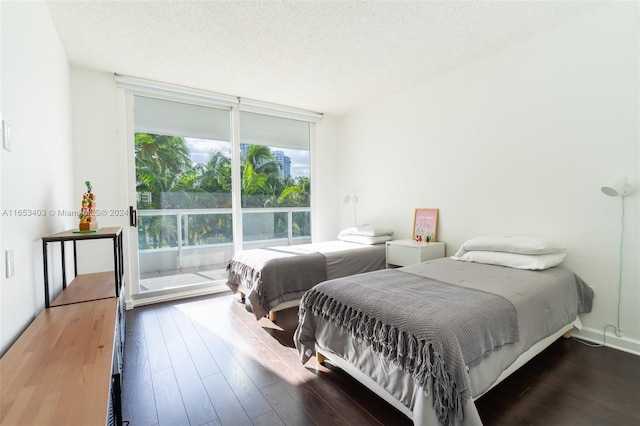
top-left (385, 239), bottom-right (446, 268)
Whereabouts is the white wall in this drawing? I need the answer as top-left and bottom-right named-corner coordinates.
top-left (0, 2), bottom-right (75, 355)
top-left (67, 69), bottom-right (343, 309)
top-left (337, 2), bottom-right (639, 352)
top-left (3, 1), bottom-right (635, 356)
top-left (312, 115), bottom-right (342, 241)
top-left (70, 68), bottom-right (130, 274)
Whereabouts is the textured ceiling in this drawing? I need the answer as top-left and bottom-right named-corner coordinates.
top-left (46, 1), bottom-right (602, 116)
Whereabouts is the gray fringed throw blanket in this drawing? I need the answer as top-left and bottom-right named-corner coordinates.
top-left (227, 247), bottom-right (327, 319)
top-left (298, 269), bottom-right (519, 425)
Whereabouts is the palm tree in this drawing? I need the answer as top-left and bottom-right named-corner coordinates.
top-left (186, 151), bottom-right (233, 244)
top-left (201, 151), bottom-right (232, 195)
top-left (135, 133), bottom-right (193, 209)
top-left (241, 145), bottom-right (281, 207)
top-left (134, 136), bottom-right (312, 248)
top-left (244, 144), bottom-right (280, 176)
top-left (135, 133), bottom-right (195, 247)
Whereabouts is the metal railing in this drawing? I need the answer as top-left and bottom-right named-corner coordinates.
top-left (136, 207), bottom-right (311, 271)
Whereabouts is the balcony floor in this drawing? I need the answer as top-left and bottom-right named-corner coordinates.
top-left (140, 266), bottom-right (228, 292)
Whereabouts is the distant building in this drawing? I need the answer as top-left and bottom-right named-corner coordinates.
top-left (240, 143), bottom-right (249, 157)
top-left (272, 150), bottom-right (291, 178)
top-left (241, 144), bottom-right (291, 178)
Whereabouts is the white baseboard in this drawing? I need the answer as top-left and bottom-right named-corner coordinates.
top-left (573, 326), bottom-right (640, 356)
top-left (126, 283), bottom-right (231, 309)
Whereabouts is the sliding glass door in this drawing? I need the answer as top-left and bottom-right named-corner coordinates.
top-left (123, 88), bottom-right (316, 303)
top-left (132, 96), bottom-right (233, 293)
top-left (239, 111), bottom-right (311, 250)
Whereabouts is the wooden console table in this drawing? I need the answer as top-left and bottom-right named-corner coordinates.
top-left (42, 227), bottom-right (124, 308)
top-left (0, 298), bottom-right (122, 425)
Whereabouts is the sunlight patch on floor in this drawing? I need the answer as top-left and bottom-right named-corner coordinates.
top-left (173, 295), bottom-right (312, 386)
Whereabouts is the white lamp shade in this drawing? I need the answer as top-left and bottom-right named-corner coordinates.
top-left (601, 177), bottom-right (630, 197)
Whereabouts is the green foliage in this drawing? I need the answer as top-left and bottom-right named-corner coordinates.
top-left (134, 133), bottom-right (310, 249)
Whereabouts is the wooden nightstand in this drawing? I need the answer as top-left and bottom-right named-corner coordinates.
top-left (385, 239), bottom-right (445, 268)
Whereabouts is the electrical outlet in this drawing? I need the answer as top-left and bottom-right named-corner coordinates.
top-left (5, 249), bottom-right (14, 278)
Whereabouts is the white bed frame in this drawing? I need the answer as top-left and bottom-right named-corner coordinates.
top-left (315, 318), bottom-right (580, 420)
top-left (238, 286), bottom-right (298, 321)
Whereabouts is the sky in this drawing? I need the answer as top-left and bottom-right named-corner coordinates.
top-left (185, 138), bottom-right (309, 178)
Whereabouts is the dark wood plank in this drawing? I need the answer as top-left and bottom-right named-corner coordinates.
top-left (190, 297), bottom-right (282, 391)
top-left (259, 381), bottom-right (315, 426)
top-left (250, 410), bottom-right (286, 426)
top-left (155, 304), bottom-right (180, 335)
top-left (139, 309), bottom-right (172, 372)
top-left (228, 304), bottom-right (389, 425)
top-left (196, 320), bottom-right (275, 419)
top-left (122, 292), bottom-right (640, 426)
top-left (202, 372), bottom-right (253, 426)
top-left (163, 329), bottom-right (218, 425)
top-left (121, 307), bottom-right (158, 426)
top-left (169, 304), bottom-right (221, 378)
top-left (312, 361), bottom-right (412, 426)
top-left (151, 367), bottom-right (191, 426)
top-left (475, 337), bottom-right (640, 426)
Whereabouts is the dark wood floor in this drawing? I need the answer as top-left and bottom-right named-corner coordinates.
top-left (122, 292), bottom-right (640, 426)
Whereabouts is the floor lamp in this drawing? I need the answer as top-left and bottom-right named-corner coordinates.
top-left (601, 176), bottom-right (631, 338)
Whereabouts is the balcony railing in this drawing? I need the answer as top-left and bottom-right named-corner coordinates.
top-left (136, 207), bottom-right (311, 274)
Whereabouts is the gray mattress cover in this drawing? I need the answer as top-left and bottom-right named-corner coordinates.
top-left (294, 257), bottom-right (594, 426)
top-left (228, 241), bottom-right (386, 318)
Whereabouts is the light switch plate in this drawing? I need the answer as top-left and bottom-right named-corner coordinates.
top-left (5, 249), bottom-right (14, 278)
top-left (2, 120), bottom-right (11, 151)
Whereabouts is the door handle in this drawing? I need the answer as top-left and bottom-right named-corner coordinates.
top-left (129, 206), bottom-right (137, 227)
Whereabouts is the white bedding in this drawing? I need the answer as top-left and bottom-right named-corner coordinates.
top-left (228, 240), bottom-right (387, 319)
top-left (295, 258), bottom-right (594, 425)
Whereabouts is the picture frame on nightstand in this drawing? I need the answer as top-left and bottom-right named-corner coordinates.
top-left (412, 208), bottom-right (438, 242)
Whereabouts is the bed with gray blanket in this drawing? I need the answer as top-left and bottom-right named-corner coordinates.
top-left (226, 240), bottom-right (387, 320)
top-left (294, 257), bottom-right (594, 426)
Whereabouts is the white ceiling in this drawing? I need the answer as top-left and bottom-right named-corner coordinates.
top-left (46, 0), bottom-right (602, 116)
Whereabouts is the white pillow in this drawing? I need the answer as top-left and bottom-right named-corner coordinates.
top-left (451, 250), bottom-right (567, 270)
top-left (454, 236), bottom-right (566, 258)
top-left (338, 225), bottom-right (393, 237)
top-left (338, 234), bottom-right (393, 245)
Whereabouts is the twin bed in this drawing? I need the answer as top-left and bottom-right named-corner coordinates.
top-left (295, 236), bottom-right (593, 425)
top-left (228, 234), bottom-right (594, 425)
top-left (226, 226), bottom-right (392, 320)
